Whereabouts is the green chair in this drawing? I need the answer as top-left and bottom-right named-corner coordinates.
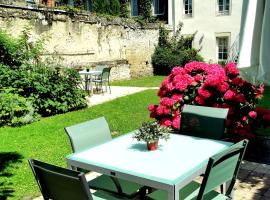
top-left (65, 117), bottom-right (143, 198)
top-left (92, 67), bottom-right (111, 94)
top-left (145, 139), bottom-right (248, 200)
top-left (180, 105), bottom-right (229, 140)
top-left (28, 159), bottom-right (129, 200)
top-left (95, 64), bottom-right (107, 71)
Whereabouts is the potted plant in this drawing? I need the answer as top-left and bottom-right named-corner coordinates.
top-left (133, 121), bottom-right (171, 150)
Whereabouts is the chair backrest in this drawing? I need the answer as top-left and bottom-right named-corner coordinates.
top-left (101, 67), bottom-right (111, 81)
top-left (197, 139), bottom-right (248, 199)
top-left (180, 105), bottom-right (229, 140)
top-left (65, 117), bottom-right (112, 153)
top-left (28, 159), bottom-right (92, 200)
top-left (95, 64), bottom-right (107, 71)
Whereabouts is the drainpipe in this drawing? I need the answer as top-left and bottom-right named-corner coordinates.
top-left (172, 0), bottom-right (176, 34)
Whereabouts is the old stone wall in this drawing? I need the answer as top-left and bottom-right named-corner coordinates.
top-left (0, 5), bottom-right (160, 79)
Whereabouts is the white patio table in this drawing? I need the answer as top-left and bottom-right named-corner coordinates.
top-left (66, 133), bottom-right (232, 200)
top-left (79, 70), bottom-right (102, 95)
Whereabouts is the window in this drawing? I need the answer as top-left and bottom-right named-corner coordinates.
top-left (217, 0), bottom-right (230, 15)
top-left (217, 37), bottom-right (229, 61)
top-left (153, 0), bottom-right (165, 15)
top-left (183, 0), bottom-right (192, 17)
top-left (131, 0), bottom-right (139, 16)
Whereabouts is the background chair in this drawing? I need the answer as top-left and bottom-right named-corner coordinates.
top-left (28, 159), bottom-right (129, 200)
top-left (180, 104), bottom-right (229, 140)
top-left (93, 67), bottom-right (111, 94)
top-left (145, 139), bottom-right (248, 200)
top-left (95, 64), bottom-right (107, 71)
top-left (65, 117), bottom-right (143, 198)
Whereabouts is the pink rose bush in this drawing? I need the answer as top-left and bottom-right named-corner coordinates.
top-left (148, 61), bottom-right (268, 141)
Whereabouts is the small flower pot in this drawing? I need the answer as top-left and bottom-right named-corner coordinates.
top-left (147, 140), bottom-right (159, 151)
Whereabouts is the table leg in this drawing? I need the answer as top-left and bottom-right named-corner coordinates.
top-left (168, 186), bottom-right (179, 200)
top-left (90, 74), bottom-right (93, 95)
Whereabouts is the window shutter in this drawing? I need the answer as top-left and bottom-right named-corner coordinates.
top-left (131, 0), bottom-right (139, 16)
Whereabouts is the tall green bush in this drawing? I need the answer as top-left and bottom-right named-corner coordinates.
top-left (152, 25), bottom-right (203, 75)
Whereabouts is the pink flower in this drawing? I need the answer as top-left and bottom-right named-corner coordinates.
top-left (163, 107), bottom-right (171, 115)
top-left (160, 118), bottom-right (172, 127)
top-left (171, 94), bottom-right (183, 102)
top-left (241, 116), bottom-right (247, 122)
top-left (171, 67), bottom-right (185, 76)
top-left (248, 111), bottom-right (257, 119)
top-left (160, 97), bottom-right (175, 107)
top-left (225, 62), bottom-right (239, 76)
top-left (195, 96), bottom-right (205, 105)
top-left (194, 74), bottom-right (203, 82)
top-left (148, 104), bottom-right (155, 112)
top-left (156, 106), bottom-right (164, 115)
top-left (172, 116), bottom-right (180, 129)
top-left (231, 77), bottom-right (244, 86)
top-left (198, 87), bottom-right (211, 98)
top-left (218, 82), bottom-right (229, 93)
top-left (224, 90), bottom-right (235, 100)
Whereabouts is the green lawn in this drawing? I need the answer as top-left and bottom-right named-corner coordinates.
top-left (0, 90), bottom-right (159, 200)
top-left (111, 76), bottom-right (166, 87)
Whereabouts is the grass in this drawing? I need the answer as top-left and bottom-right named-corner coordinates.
top-left (0, 89), bottom-right (159, 200)
top-left (111, 76), bottom-right (166, 87)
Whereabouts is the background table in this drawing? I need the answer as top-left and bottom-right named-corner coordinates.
top-left (79, 70), bottom-right (102, 95)
top-left (67, 133), bottom-right (232, 200)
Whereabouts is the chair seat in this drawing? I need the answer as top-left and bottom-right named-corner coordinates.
top-left (93, 190), bottom-right (129, 200)
top-left (146, 181), bottom-right (227, 200)
top-left (89, 174), bottom-right (142, 197)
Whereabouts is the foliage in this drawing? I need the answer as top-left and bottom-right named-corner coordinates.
top-left (92, 0), bottom-right (120, 15)
top-left (133, 121), bottom-right (170, 142)
top-left (0, 88), bottom-right (37, 126)
top-left (0, 64), bottom-right (87, 117)
top-left (152, 25), bottom-right (203, 75)
top-left (148, 61), bottom-right (266, 141)
top-left (0, 28), bottom-right (44, 69)
top-left (139, 0), bottom-right (152, 19)
top-left (120, 0), bottom-right (129, 17)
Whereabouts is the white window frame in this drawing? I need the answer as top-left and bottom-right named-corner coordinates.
top-left (217, 0), bottom-right (231, 15)
top-left (216, 36), bottom-right (230, 62)
top-left (183, 0), bottom-right (193, 18)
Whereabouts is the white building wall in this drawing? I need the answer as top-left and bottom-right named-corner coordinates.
top-left (170, 0), bottom-right (243, 62)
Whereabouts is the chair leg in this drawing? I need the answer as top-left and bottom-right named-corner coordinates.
top-left (108, 80), bottom-right (111, 94)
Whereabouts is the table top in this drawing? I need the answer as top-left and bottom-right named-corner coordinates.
top-left (67, 133), bottom-right (232, 185)
top-left (79, 70), bottom-right (102, 75)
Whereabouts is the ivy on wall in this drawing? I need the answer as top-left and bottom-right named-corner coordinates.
top-left (139, 0), bottom-right (151, 19)
top-left (92, 0), bottom-right (120, 16)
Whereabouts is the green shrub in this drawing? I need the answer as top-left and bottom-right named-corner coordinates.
top-left (93, 0), bottom-right (120, 15)
top-left (0, 89), bottom-right (37, 126)
top-left (152, 25), bottom-right (203, 75)
top-left (0, 64), bottom-right (87, 117)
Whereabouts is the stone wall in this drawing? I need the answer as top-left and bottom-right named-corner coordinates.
top-left (0, 5), bottom-right (160, 79)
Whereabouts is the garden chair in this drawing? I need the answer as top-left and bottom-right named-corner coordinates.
top-left (65, 117), bottom-right (144, 198)
top-left (145, 139), bottom-right (248, 200)
top-left (28, 159), bottom-right (130, 200)
top-left (95, 64), bottom-right (107, 71)
top-left (92, 67), bottom-right (111, 94)
top-left (180, 105), bottom-right (229, 140)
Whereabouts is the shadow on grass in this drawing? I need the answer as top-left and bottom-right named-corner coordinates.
top-left (0, 152), bottom-right (23, 200)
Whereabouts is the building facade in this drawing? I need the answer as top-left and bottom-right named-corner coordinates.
top-left (168, 0), bottom-right (243, 63)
